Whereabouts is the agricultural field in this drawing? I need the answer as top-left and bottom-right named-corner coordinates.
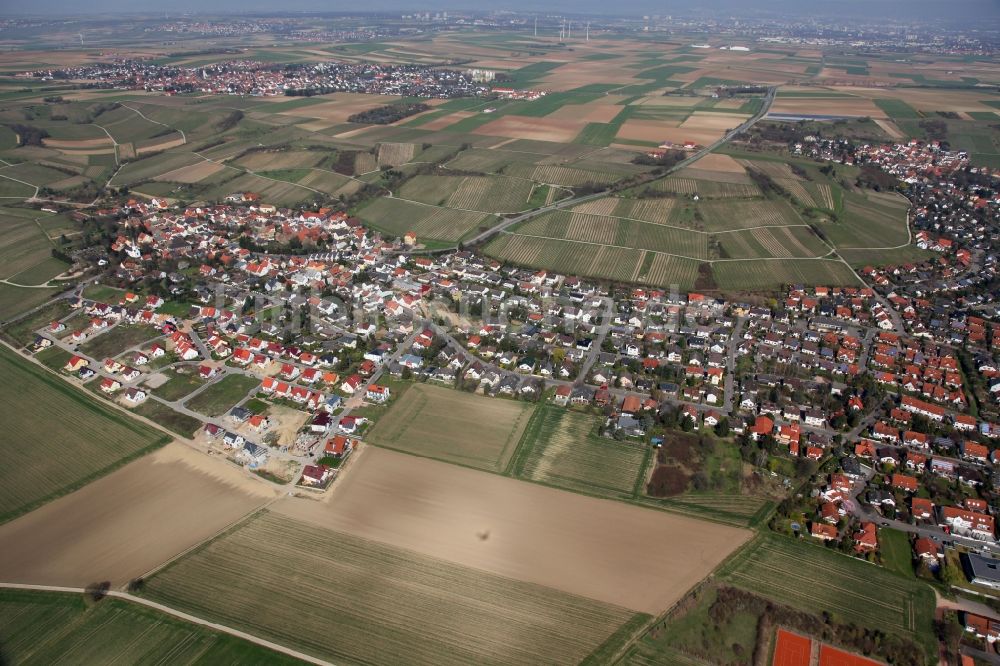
top-left (272, 446), bottom-right (751, 615)
top-left (142, 510), bottom-right (641, 666)
top-left (184, 373), bottom-right (260, 417)
top-left (356, 196), bottom-right (498, 243)
top-left (698, 198), bottom-right (802, 232)
top-left (712, 259), bottom-right (861, 291)
top-left (718, 533), bottom-right (936, 654)
top-left (510, 405), bottom-right (648, 500)
top-left (0, 346), bottom-right (168, 524)
top-left (484, 233), bottom-right (702, 289)
top-left (396, 174), bottom-right (534, 213)
top-left (0, 589), bottom-right (302, 666)
top-left (0, 442), bottom-right (276, 586)
top-left (365, 383), bottom-right (534, 473)
top-left (0, 207), bottom-right (70, 288)
top-left (716, 225), bottom-right (829, 259)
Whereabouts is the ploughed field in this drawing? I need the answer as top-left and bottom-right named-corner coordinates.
top-left (0, 443), bottom-right (276, 587)
top-left (138, 446), bottom-right (750, 665)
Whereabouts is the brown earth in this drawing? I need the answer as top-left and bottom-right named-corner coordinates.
top-left (0, 442), bottom-right (276, 587)
top-left (472, 115), bottom-right (586, 143)
top-left (273, 446), bottom-right (750, 614)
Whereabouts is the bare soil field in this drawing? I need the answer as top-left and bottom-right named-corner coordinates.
top-left (278, 93), bottom-right (403, 122)
top-left (658, 127), bottom-right (728, 146)
top-left (616, 118), bottom-right (681, 142)
top-left (0, 443), bottom-right (275, 587)
top-left (634, 96), bottom-right (702, 108)
top-left (154, 160), bottom-right (225, 183)
top-left (680, 112), bottom-right (750, 132)
top-left (769, 96), bottom-right (885, 118)
top-left (274, 446), bottom-right (751, 614)
top-left (41, 137), bottom-right (112, 149)
top-left (144, 510), bottom-right (637, 666)
top-left (831, 86), bottom-right (1000, 114)
top-left (547, 102), bottom-right (622, 123)
top-left (420, 110), bottom-right (474, 130)
top-left (689, 152), bottom-right (747, 173)
top-left (136, 136), bottom-right (186, 154)
top-left (473, 115), bottom-right (585, 143)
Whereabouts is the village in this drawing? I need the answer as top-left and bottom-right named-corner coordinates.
top-left (18, 147), bottom-right (997, 605)
top-left (19, 60), bottom-right (496, 98)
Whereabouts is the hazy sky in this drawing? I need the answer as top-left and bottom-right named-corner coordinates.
top-left (5, 0), bottom-right (1000, 20)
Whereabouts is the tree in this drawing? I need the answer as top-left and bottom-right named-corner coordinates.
top-left (84, 581), bottom-right (110, 602)
top-left (715, 417), bottom-right (730, 437)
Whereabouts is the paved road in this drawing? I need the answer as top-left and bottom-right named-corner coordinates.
top-left (0, 583), bottom-right (332, 666)
top-left (459, 87), bottom-right (777, 249)
top-left (723, 316), bottom-right (746, 414)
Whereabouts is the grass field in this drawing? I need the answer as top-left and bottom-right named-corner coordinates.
top-left (356, 196), bottom-right (497, 243)
top-left (0, 209), bottom-right (63, 288)
top-left (78, 324), bottom-right (162, 360)
top-left (0, 346), bottom-right (167, 524)
top-left (879, 528), bottom-right (915, 578)
top-left (129, 398), bottom-right (203, 438)
top-left (718, 533), bottom-right (935, 655)
top-left (624, 585), bottom-right (760, 666)
top-left (365, 383), bottom-right (534, 473)
top-left (510, 405), bottom-right (648, 500)
top-left (712, 259), bottom-right (861, 290)
top-left (0, 589), bottom-right (302, 665)
top-left (142, 510), bottom-right (640, 666)
top-left (0, 298), bottom-right (73, 347)
top-left (184, 373), bottom-right (260, 417)
top-left (151, 368), bottom-right (208, 402)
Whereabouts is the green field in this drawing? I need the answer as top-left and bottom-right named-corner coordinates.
top-left (0, 588), bottom-right (303, 665)
top-left (129, 398), bottom-right (203, 438)
top-left (511, 405), bottom-right (648, 500)
top-left (356, 196), bottom-right (497, 243)
top-left (874, 98), bottom-right (922, 120)
top-left (880, 528), bottom-right (915, 578)
top-left (0, 297), bottom-right (73, 347)
top-left (623, 585), bottom-right (760, 665)
top-left (184, 373), bottom-right (260, 417)
top-left (78, 324), bottom-right (162, 360)
top-left (142, 511), bottom-right (639, 666)
top-left (718, 533), bottom-right (936, 656)
top-left (151, 368), bottom-right (208, 401)
top-left (0, 346), bottom-right (167, 523)
top-left (712, 259), bottom-right (860, 290)
top-left (0, 209), bottom-right (62, 288)
top-left (396, 174), bottom-right (534, 213)
top-left (365, 383), bottom-right (534, 473)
